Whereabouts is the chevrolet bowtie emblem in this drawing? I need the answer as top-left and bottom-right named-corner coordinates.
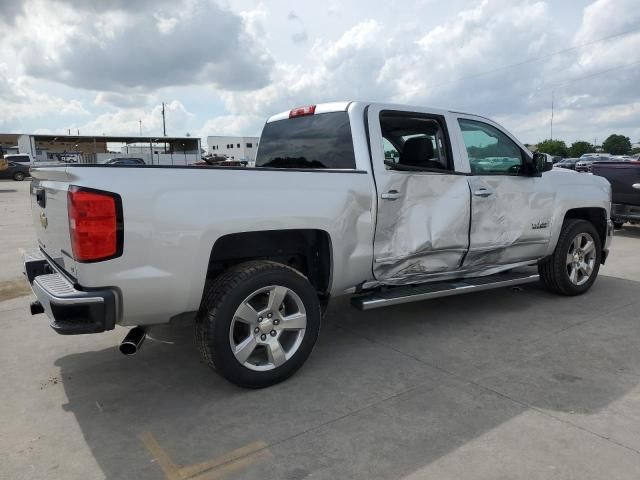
top-left (40, 212), bottom-right (48, 229)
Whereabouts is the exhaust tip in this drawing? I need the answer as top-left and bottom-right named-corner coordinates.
top-left (119, 327), bottom-right (146, 355)
top-left (30, 301), bottom-right (44, 315)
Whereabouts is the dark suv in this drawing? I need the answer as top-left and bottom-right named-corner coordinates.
top-left (0, 161), bottom-right (30, 181)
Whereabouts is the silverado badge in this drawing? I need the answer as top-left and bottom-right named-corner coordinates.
top-left (531, 221), bottom-right (548, 230)
top-left (39, 212), bottom-right (48, 229)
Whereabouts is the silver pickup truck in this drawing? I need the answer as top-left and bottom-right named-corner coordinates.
top-left (25, 101), bottom-right (613, 388)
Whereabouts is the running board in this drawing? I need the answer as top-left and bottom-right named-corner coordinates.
top-left (351, 272), bottom-right (540, 311)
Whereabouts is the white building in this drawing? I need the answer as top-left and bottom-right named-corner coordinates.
top-left (207, 136), bottom-right (259, 163)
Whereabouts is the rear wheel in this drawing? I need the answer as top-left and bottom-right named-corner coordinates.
top-left (538, 219), bottom-right (601, 296)
top-left (613, 220), bottom-right (624, 230)
top-left (195, 261), bottom-right (321, 388)
top-left (13, 172), bottom-right (25, 181)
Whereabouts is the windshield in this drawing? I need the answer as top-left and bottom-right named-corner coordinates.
top-left (256, 112), bottom-right (356, 169)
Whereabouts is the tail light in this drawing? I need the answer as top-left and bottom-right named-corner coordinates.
top-left (289, 105), bottom-right (316, 118)
top-left (68, 186), bottom-right (123, 262)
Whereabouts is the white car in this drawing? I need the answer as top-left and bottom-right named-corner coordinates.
top-left (25, 101), bottom-right (613, 387)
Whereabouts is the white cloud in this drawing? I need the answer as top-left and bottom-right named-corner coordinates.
top-left (8, 0), bottom-right (273, 92)
top-left (1, 0), bottom-right (640, 144)
top-left (71, 100), bottom-right (193, 136)
top-left (0, 71), bottom-right (87, 130)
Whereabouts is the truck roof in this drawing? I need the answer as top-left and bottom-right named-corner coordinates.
top-left (266, 101), bottom-right (491, 124)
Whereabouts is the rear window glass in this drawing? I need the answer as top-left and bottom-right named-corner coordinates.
top-left (10, 155), bottom-right (31, 162)
top-left (256, 112), bottom-right (356, 169)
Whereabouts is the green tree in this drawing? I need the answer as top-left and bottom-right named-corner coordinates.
top-left (536, 139), bottom-right (568, 157)
top-left (631, 146), bottom-right (640, 155)
top-left (568, 141), bottom-right (594, 158)
top-left (602, 134), bottom-right (631, 155)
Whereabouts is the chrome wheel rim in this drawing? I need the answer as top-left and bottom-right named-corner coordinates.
top-left (566, 232), bottom-right (596, 286)
top-left (229, 285), bottom-right (307, 371)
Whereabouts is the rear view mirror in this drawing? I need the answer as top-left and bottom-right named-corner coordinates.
top-left (531, 152), bottom-right (553, 174)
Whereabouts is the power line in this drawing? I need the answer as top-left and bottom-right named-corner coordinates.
top-left (535, 59), bottom-right (640, 93)
top-left (429, 26), bottom-right (640, 89)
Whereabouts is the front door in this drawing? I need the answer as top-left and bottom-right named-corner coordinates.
top-left (369, 106), bottom-right (471, 281)
top-left (455, 116), bottom-right (555, 268)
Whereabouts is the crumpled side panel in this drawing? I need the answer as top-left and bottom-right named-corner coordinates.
top-left (373, 174), bottom-right (471, 280)
top-left (464, 176), bottom-right (555, 268)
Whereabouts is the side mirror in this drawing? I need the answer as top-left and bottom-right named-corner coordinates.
top-left (530, 152), bottom-right (553, 175)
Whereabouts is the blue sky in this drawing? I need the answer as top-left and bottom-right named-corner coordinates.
top-left (0, 0), bottom-right (638, 147)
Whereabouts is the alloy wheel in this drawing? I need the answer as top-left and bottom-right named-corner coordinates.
top-left (229, 285), bottom-right (307, 371)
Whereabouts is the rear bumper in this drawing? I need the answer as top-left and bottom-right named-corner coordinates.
top-left (612, 203), bottom-right (640, 223)
top-left (24, 251), bottom-right (117, 335)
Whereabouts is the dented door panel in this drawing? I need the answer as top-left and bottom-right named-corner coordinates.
top-left (464, 175), bottom-right (555, 268)
top-left (367, 105), bottom-right (472, 281)
top-left (374, 173), bottom-right (471, 279)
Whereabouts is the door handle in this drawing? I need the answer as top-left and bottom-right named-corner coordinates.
top-left (381, 190), bottom-right (402, 200)
top-left (473, 188), bottom-right (493, 198)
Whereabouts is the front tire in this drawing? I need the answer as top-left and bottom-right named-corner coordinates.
top-left (195, 261), bottom-right (321, 388)
top-left (538, 219), bottom-right (601, 296)
top-left (13, 172), bottom-right (25, 181)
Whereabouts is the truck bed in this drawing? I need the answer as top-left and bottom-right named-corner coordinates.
top-left (30, 164), bottom-right (376, 326)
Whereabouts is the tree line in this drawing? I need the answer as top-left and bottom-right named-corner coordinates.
top-left (535, 134), bottom-right (639, 158)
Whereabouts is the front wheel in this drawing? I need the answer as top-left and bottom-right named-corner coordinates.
top-left (195, 261), bottom-right (321, 388)
top-left (13, 172), bottom-right (25, 181)
top-left (538, 219), bottom-right (601, 296)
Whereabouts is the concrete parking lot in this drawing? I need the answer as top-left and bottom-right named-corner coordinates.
top-left (2, 178), bottom-right (640, 479)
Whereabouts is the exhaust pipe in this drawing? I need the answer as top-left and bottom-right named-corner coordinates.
top-left (120, 327), bottom-right (146, 355)
top-left (30, 301), bottom-right (45, 315)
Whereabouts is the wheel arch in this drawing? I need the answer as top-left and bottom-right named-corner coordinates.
top-left (563, 207), bottom-right (607, 249)
top-left (205, 229), bottom-right (333, 296)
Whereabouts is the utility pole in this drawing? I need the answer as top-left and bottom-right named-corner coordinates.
top-left (162, 102), bottom-right (167, 137)
top-left (550, 91), bottom-right (554, 141)
top-left (139, 120), bottom-right (142, 136)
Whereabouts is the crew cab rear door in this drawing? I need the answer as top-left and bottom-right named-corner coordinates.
top-left (367, 105), bottom-right (471, 281)
top-left (453, 115), bottom-right (555, 268)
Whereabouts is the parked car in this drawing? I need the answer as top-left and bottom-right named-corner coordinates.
top-left (105, 157), bottom-right (146, 165)
top-left (4, 154), bottom-right (32, 165)
top-left (555, 158), bottom-right (579, 170)
top-left (0, 161), bottom-right (31, 181)
top-left (575, 155), bottom-right (616, 172)
top-left (592, 160), bottom-right (640, 229)
top-left (25, 101), bottom-right (613, 388)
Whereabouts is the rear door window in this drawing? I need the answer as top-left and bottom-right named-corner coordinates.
top-left (256, 112), bottom-right (356, 169)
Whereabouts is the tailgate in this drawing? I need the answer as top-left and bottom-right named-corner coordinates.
top-left (30, 167), bottom-right (77, 276)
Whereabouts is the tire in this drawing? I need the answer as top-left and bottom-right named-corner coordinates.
top-left (538, 219), bottom-right (601, 296)
top-left (13, 172), bottom-right (25, 181)
top-left (195, 261), bottom-right (321, 388)
top-left (613, 221), bottom-right (624, 230)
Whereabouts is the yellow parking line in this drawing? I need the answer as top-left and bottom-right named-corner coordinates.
top-left (181, 441), bottom-right (270, 479)
top-left (140, 432), bottom-right (271, 480)
top-left (140, 431), bottom-right (182, 480)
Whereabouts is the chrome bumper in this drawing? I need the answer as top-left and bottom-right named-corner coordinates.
top-left (24, 251), bottom-right (117, 335)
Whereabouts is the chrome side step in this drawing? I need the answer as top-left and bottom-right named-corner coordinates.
top-left (351, 272), bottom-right (540, 311)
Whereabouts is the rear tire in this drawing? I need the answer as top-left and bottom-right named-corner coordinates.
top-left (195, 261), bottom-right (321, 388)
top-left (13, 172), bottom-right (25, 181)
top-left (613, 221), bottom-right (624, 230)
top-left (538, 219), bottom-right (601, 296)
